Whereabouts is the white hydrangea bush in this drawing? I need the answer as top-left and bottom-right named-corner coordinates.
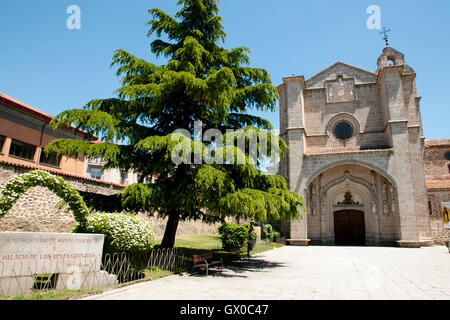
top-left (80, 212), bottom-right (155, 253)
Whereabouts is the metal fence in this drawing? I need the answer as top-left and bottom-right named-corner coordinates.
top-left (101, 248), bottom-right (193, 284)
top-left (0, 247), bottom-right (190, 300)
top-left (0, 242), bottom-right (280, 300)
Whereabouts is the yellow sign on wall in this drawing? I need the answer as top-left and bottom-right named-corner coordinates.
top-left (442, 202), bottom-right (450, 229)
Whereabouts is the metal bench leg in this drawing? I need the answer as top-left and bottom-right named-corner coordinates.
top-left (203, 260), bottom-right (209, 277)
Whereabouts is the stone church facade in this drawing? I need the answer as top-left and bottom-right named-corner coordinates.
top-left (278, 47), bottom-right (436, 248)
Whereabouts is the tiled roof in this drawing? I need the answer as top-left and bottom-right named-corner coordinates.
top-left (426, 179), bottom-right (450, 190)
top-left (0, 158), bottom-right (125, 188)
top-left (0, 91), bottom-right (96, 140)
top-left (425, 139), bottom-right (450, 147)
top-left (0, 92), bottom-right (55, 121)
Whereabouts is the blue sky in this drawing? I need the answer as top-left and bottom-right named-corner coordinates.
top-left (0, 0), bottom-right (449, 139)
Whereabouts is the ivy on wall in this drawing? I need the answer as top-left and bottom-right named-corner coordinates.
top-left (0, 170), bottom-right (89, 227)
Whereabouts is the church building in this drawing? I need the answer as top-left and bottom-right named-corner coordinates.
top-left (277, 46), bottom-right (437, 248)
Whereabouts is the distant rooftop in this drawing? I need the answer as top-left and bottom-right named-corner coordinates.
top-left (0, 91), bottom-right (97, 140)
top-left (424, 139), bottom-right (450, 147)
top-left (426, 179), bottom-right (450, 190)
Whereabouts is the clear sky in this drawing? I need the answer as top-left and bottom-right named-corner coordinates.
top-left (0, 0), bottom-right (449, 139)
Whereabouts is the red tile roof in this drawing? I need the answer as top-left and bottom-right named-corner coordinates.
top-left (0, 91), bottom-right (96, 140)
top-left (0, 158), bottom-right (125, 188)
top-left (426, 179), bottom-right (450, 190)
top-left (425, 139), bottom-right (450, 147)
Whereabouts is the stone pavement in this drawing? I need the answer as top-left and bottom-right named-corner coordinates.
top-left (82, 246), bottom-right (450, 300)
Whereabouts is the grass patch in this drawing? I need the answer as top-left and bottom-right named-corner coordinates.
top-left (155, 234), bottom-right (222, 249)
top-left (249, 242), bottom-right (284, 256)
top-left (154, 233), bottom-right (285, 257)
top-left (0, 287), bottom-right (104, 301)
top-left (155, 234), bottom-right (284, 263)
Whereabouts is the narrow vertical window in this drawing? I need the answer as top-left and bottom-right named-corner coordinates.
top-left (120, 171), bottom-right (128, 185)
top-left (40, 151), bottom-right (61, 167)
top-left (0, 135), bottom-right (5, 152)
top-left (89, 167), bottom-right (103, 180)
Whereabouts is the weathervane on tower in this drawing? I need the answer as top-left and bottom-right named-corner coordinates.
top-left (379, 26), bottom-right (391, 47)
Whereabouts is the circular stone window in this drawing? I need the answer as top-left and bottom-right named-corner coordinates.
top-left (334, 121), bottom-right (354, 141)
top-left (445, 151), bottom-right (450, 161)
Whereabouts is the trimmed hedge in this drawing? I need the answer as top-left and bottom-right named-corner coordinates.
top-left (218, 222), bottom-right (249, 251)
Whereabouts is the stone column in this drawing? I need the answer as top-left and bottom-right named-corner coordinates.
top-left (380, 69), bottom-right (420, 247)
top-left (282, 76), bottom-right (310, 246)
top-left (319, 174), bottom-right (329, 245)
top-left (286, 128), bottom-right (309, 245)
top-left (371, 171), bottom-right (381, 245)
top-left (408, 126), bottom-right (433, 246)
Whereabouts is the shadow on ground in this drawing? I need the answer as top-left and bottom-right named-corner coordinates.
top-left (187, 256), bottom-right (288, 278)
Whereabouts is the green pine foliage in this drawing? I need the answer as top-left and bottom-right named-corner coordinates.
top-left (45, 0), bottom-right (305, 248)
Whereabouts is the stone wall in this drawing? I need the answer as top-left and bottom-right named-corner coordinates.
top-left (423, 145), bottom-right (450, 180)
top-left (0, 163), bottom-right (220, 236)
top-left (136, 213), bottom-right (221, 237)
top-left (0, 163), bottom-right (122, 233)
top-left (427, 190), bottom-right (450, 245)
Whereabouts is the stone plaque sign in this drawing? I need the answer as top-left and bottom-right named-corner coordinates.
top-left (0, 232), bottom-right (104, 276)
top-left (0, 232), bottom-right (117, 296)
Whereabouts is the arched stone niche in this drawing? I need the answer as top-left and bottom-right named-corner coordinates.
top-left (306, 165), bottom-right (400, 246)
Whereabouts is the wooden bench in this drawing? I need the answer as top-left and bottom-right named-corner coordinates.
top-left (192, 253), bottom-right (223, 277)
top-left (228, 248), bottom-right (244, 260)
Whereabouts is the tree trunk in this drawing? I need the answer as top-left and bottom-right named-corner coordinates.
top-left (160, 212), bottom-right (180, 248)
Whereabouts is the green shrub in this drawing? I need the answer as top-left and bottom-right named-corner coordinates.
top-left (262, 224), bottom-right (273, 240)
top-left (75, 212), bottom-right (155, 254)
top-left (271, 231), bottom-right (281, 241)
top-left (262, 224), bottom-right (281, 242)
top-left (246, 222), bottom-right (257, 241)
top-left (218, 223), bottom-right (249, 251)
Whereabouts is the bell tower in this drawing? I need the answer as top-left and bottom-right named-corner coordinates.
top-left (376, 46), bottom-right (433, 246)
top-left (377, 47), bottom-right (405, 69)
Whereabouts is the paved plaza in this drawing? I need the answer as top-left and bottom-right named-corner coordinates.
top-left (83, 246), bottom-right (450, 300)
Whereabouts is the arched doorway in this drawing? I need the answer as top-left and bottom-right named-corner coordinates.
top-left (334, 210), bottom-right (366, 246)
top-left (305, 164), bottom-right (401, 246)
